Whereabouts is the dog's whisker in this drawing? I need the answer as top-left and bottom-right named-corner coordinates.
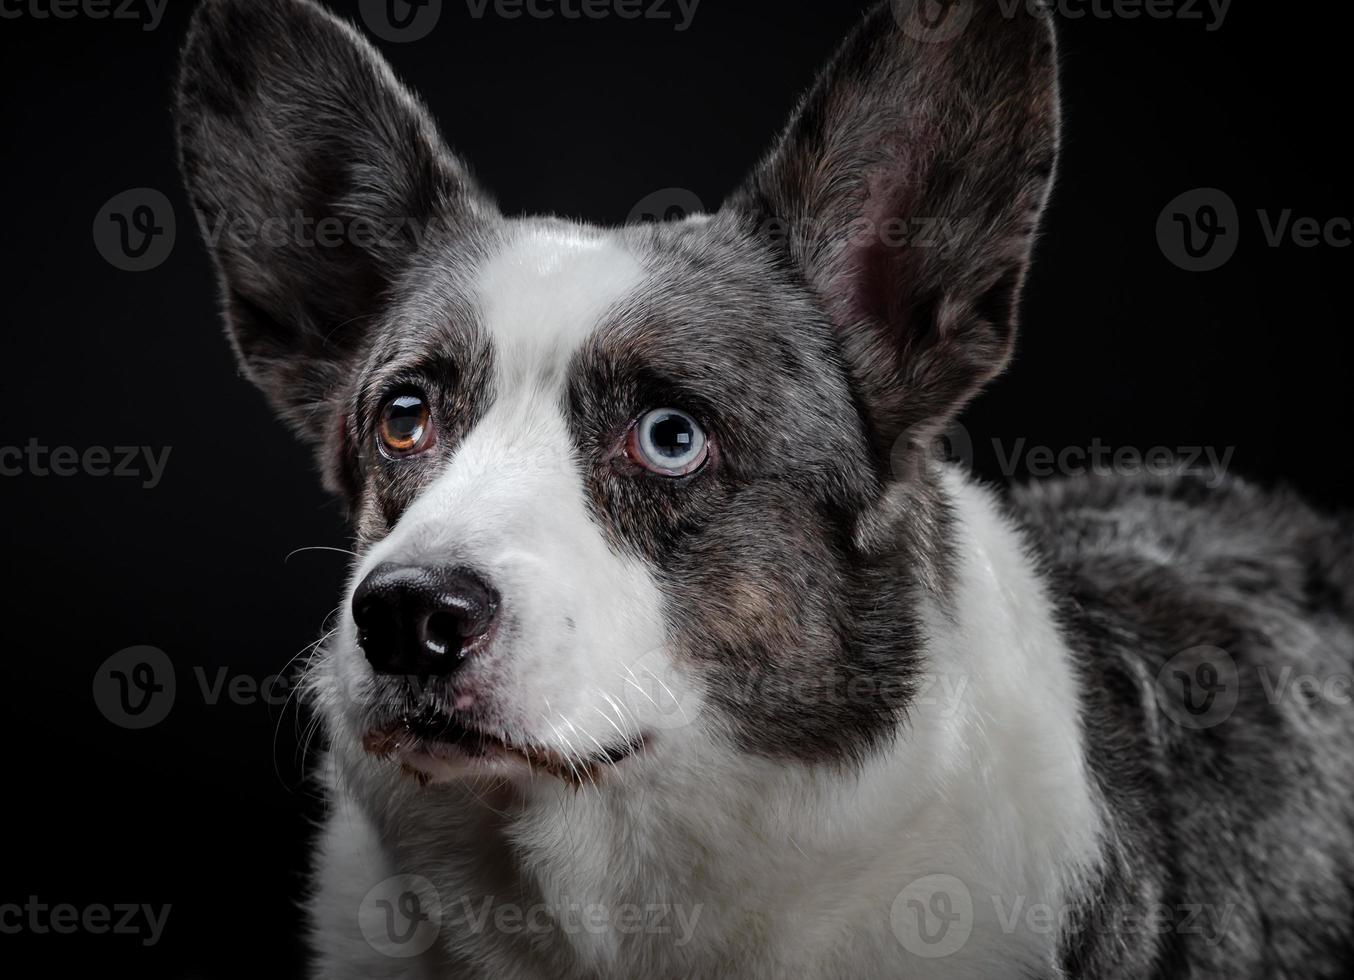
top-left (591, 702), bottom-right (632, 746)
top-left (599, 689), bottom-right (641, 737)
top-left (542, 716), bottom-right (588, 790)
top-left (271, 611), bottom-right (345, 791)
top-left (283, 545), bottom-right (359, 563)
top-left (638, 664), bottom-right (689, 726)
top-left (621, 675), bottom-right (661, 713)
top-left (563, 716), bottom-right (609, 794)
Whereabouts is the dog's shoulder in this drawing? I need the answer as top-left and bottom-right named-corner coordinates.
top-left (1003, 470), bottom-right (1354, 977)
top-left (1010, 469), bottom-right (1344, 582)
top-left (1008, 467), bottom-right (1353, 653)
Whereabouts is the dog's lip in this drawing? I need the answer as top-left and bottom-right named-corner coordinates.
top-left (362, 713), bottom-right (507, 760)
top-left (362, 710), bottom-right (644, 786)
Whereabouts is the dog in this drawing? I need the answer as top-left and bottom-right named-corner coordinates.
top-left (174, 0), bottom-right (1354, 976)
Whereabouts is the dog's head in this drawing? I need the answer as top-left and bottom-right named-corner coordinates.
top-left (176, 0), bottom-right (1058, 789)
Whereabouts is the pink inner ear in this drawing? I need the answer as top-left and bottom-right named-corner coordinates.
top-left (825, 149), bottom-right (927, 337)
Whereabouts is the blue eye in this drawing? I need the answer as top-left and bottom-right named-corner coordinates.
top-left (628, 408), bottom-right (708, 476)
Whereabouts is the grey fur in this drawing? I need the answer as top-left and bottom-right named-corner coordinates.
top-left (1012, 471), bottom-right (1354, 977)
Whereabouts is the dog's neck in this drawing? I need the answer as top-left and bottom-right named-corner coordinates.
top-left (332, 468), bottom-right (1103, 977)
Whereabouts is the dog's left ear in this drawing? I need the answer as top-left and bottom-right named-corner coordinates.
top-left (726, 1), bottom-right (1060, 461)
top-left (174, 0), bottom-right (496, 477)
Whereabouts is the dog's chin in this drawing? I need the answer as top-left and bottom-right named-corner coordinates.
top-left (361, 706), bottom-right (644, 788)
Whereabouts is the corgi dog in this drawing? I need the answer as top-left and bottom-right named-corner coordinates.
top-left (175, 0), bottom-right (1354, 976)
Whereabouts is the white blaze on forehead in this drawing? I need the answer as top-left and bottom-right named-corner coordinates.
top-left (476, 224), bottom-right (644, 390)
top-left (353, 222), bottom-right (684, 748)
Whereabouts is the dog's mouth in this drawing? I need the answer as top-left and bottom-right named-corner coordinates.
top-left (362, 704), bottom-right (643, 787)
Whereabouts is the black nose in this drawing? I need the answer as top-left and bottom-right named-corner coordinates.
top-left (352, 563), bottom-right (499, 678)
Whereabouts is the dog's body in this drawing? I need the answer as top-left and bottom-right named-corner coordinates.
top-left (175, 1), bottom-right (1354, 976)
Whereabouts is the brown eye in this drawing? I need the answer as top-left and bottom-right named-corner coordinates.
top-left (378, 391), bottom-right (435, 457)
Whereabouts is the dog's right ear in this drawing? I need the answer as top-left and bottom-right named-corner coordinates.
top-left (725, 1), bottom-right (1059, 468)
top-left (175, 0), bottom-right (495, 454)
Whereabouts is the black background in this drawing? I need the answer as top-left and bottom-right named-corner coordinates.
top-left (1, 0), bottom-right (1351, 975)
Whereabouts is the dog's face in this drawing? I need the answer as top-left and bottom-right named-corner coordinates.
top-left (177, 0), bottom-right (1057, 787)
